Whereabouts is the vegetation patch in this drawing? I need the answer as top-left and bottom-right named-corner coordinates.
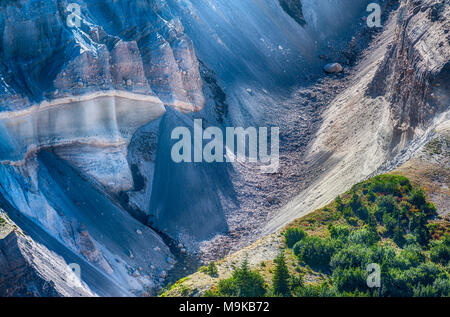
top-left (160, 277), bottom-right (193, 297)
top-left (203, 175), bottom-right (450, 297)
top-left (199, 262), bottom-right (219, 278)
top-left (424, 137), bottom-right (449, 156)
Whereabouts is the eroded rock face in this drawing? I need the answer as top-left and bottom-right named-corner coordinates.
top-left (0, 229), bottom-right (94, 297)
top-left (0, 151), bottom-right (175, 296)
top-left (368, 0), bottom-right (450, 151)
top-left (0, 0), bottom-right (205, 112)
top-left (279, 0), bottom-right (307, 26)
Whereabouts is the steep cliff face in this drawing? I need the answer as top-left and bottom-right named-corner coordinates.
top-left (0, 213), bottom-right (95, 297)
top-left (0, 0), bottom-right (204, 111)
top-left (368, 0), bottom-right (449, 151)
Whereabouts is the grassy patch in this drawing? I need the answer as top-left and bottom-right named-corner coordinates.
top-left (159, 277), bottom-right (192, 297)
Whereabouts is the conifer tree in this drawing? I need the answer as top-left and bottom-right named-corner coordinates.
top-left (272, 251), bottom-right (291, 296)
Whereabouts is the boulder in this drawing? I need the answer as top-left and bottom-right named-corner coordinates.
top-left (324, 63), bottom-right (343, 74)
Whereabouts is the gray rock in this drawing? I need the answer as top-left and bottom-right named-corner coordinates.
top-left (323, 63), bottom-right (343, 74)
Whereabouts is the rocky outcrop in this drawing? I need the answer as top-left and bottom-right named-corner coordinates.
top-left (368, 0), bottom-right (450, 152)
top-left (0, 224), bottom-right (94, 297)
top-left (0, 0), bottom-right (205, 112)
top-left (279, 0), bottom-right (306, 26)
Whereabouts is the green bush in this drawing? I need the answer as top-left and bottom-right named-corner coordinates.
top-left (413, 278), bottom-right (450, 297)
top-left (215, 259), bottom-right (266, 297)
top-left (376, 195), bottom-right (397, 216)
top-left (382, 212), bottom-right (397, 234)
top-left (382, 263), bottom-right (445, 297)
top-left (370, 245), bottom-right (396, 266)
top-left (332, 267), bottom-right (368, 293)
top-left (207, 262), bottom-right (219, 277)
top-left (207, 175), bottom-right (449, 298)
top-left (430, 237), bottom-right (450, 266)
top-left (293, 282), bottom-right (336, 297)
top-left (369, 175), bottom-right (405, 196)
top-left (404, 262), bottom-right (445, 287)
top-left (328, 224), bottom-right (351, 241)
top-left (409, 188), bottom-right (427, 208)
top-left (348, 228), bottom-right (378, 246)
top-left (391, 245), bottom-right (425, 270)
top-left (293, 236), bottom-right (336, 268)
top-left (330, 244), bottom-right (372, 270)
top-left (335, 196), bottom-right (344, 212)
top-left (381, 262), bottom-right (447, 297)
top-left (342, 206), bottom-right (354, 219)
top-left (284, 228), bottom-right (306, 248)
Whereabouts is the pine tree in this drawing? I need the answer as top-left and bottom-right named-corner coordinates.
top-left (335, 195), bottom-right (344, 212)
top-left (272, 251), bottom-right (291, 296)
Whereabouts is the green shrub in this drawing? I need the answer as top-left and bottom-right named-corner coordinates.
top-left (335, 196), bottom-right (344, 212)
top-left (370, 245), bottom-right (396, 266)
top-left (293, 236), bottom-right (336, 268)
top-left (347, 216), bottom-right (359, 226)
top-left (284, 227), bottom-right (306, 248)
top-left (369, 175), bottom-right (404, 196)
top-left (382, 213), bottom-right (397, 234)
top-left (403, 233), bottom-right (418, 246)
top-left (328, 224), bottom-right (351, 241)
top-left (392, 245), bottom-right (425, 269)
top-left (348, 228), bottom-right (378, 246)
top-left (215, 259), bottom-right (266, 297)
top-left (404, 262), bottom-right (445, 287)
top-left (330, 245), bottom-right (372, 270)
top-left (342, 206), bottom-right (354, 219)
top-left (376, 195), bottom-right (397, 215)
top-left (203, 174), bottom-right (449, 298)
top-left (409, 188), bottom-right (427, 208)
top-left (383, 262), bottom-right (446, 297)
top-left (293, 282), bottom-right (336, 297)
top-left (332, 267), bottom-right (368, 293)
top-left (207, 262), bottom-right (219, 277)
top-left (430, 237), bottom-right (450, 265)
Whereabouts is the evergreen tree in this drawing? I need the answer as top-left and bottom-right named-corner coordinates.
top-left (335, 195), bottom-right (344, 212)
top-left (216, 258), bottom-right (266, 297)
top-left (272, 251), bottom-right (291, 296)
